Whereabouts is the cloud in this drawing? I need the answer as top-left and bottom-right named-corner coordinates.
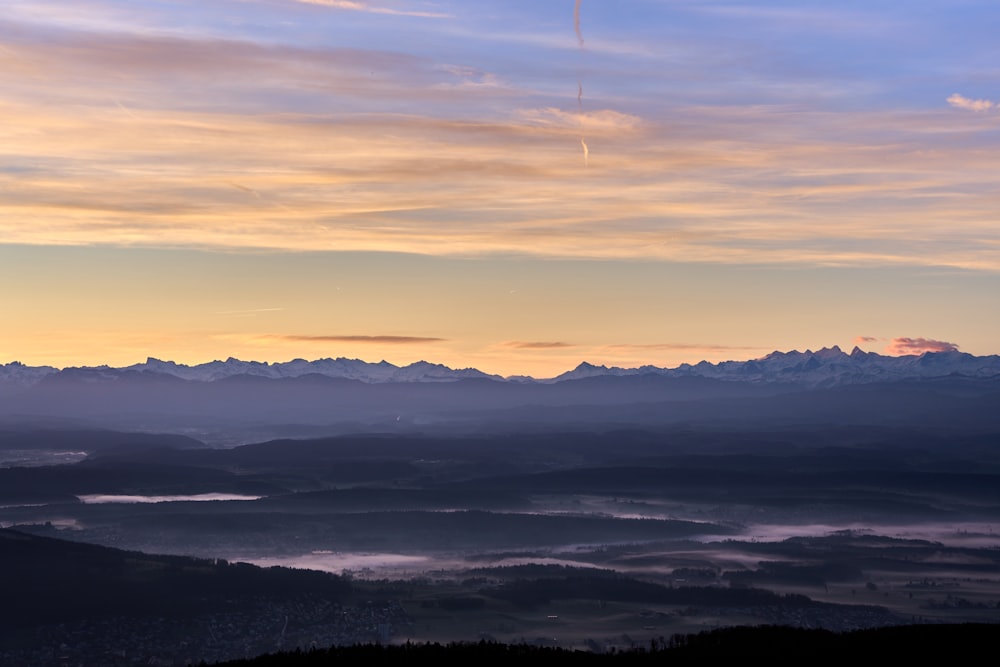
top-left (226, 182), bottom-right (262, 199)
top-left (4, 19), bottom-right (1000, 272)
top-left (602, 343), bottom-right (762, 352)
top-left (515, 107), bottom-right (643, 134)
top-left (0, 27), bottom-right (432, 91)
top-left (574, 0), bottom-right (584, 48)
top-left (853, 335), bottom-right (881, 344)
top-left (294, 0), bottom-right (450, 19)
top-left (434, 65), bottom-right (509, 92)
top-left (261, 334), bottom-right (446, 344)
top-left (885, 337), bottom-right (959, 355)
top-left (217, 307), bottom-right (284, 316)
top-left (500, 341), bottom-right (575, 349)
top-left (947, 93), bottom-right (995, 112)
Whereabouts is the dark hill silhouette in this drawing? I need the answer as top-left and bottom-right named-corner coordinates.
top-left (205, 624), bottom-right (1000, 665)
top-left (0, 528), bottom-right (350, 629)
top-left (2, 367), bottom-right (997, 436)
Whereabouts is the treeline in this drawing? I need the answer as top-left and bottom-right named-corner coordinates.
top-left (723, 560), bottom-right (864, 587)
top-left (207, 624), bottom-right (1000, 665)
top-left (479, 575), bottom-right (819, 610)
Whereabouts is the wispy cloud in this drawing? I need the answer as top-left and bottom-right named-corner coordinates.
top-left (600, 343), bottom-right (764, 354)
top-left (4, 99), bottom-right (1000, 269)
top-left (885, 337), bottom-right (959, 355)
top-left (294, 0), bottom-right (450, 19)
top-left (515, 107), bottom-right (643, 134)
top-left (217, 307), bottom-right (284, 316)
top-left (226, 182), bottom-right (262, 199)
top-left (853, 335), bottom-right (881, 344)
top-left (947, 93), bottom-right (995, 112)
top-left (574, 0), bottom-right (584, 48)
top-left (0, 27), bottom-right (432, 97)
top-left (261, 334), bottom-right (446, 344)
top-left (434, 65), bottom-right (510, 92)
top-left (499, 341), bottom-right (575, 349)
top-left (2, 10), bottom-right (1000, 272)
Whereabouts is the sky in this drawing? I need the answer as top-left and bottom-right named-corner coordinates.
top-left (2, 0), bottom-right (998, 378)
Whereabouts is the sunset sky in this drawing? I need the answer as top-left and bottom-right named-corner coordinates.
top-left (2, 0), bottom-right (998, 377)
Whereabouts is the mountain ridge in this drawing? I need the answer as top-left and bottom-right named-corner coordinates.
top-left (3, 345), bottom-right (1000, 389)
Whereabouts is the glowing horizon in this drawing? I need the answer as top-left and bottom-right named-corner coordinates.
top-left (2, 1), bottom-right (998, 377)
top-left (1, 333), bottom-right (982, 382)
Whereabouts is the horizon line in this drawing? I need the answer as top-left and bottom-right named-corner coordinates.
top-left (1, 344), bottom-right (986, 382)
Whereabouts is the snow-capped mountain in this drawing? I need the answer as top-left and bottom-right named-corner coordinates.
top-left (121, 356), bottom-right (504, 383)
top-left (0, 361), bottom-right (59, 387)
top-left (553, 346), bottom-right (1000, 387)
top-left (0, 356), bottom-right (503, 386)
top-left (123, 357), bottom-right (403, 383)
top-left (2, 346), bottom-right (999, 389)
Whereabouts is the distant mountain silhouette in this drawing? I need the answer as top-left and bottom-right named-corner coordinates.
top-left (2, 348), bottom-right (998, 435)
top-left (3, 346), bottom-right (999, 387)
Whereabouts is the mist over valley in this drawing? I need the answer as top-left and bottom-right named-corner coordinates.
top-left (2, 349), bottom-right (999, 663)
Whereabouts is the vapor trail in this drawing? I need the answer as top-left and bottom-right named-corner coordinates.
top-left (574, 0), bottom-right (584, 47)
top-left (113, 99), bottom-right (138, 119)
top-left (574, 0), bottom-right (587, 167)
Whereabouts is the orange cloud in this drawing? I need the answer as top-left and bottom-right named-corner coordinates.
top-left (514, 107), bottom-right (643, 134)
top-left (885, 337), bottom-right (959, 355)
top-left (602, 343), bottom-right (761, 352)
top-left (947, 93), bottom-right (995, 112)
top-left (3, 20), bottom-right (1000, 271)
top-left (259, 334), bottom-right (446, 344)
top-left (853, 335), bottom-right (881, 344)
top-left (294, 0), bottom-right (451, 19)
top-left (499, 341), bottom-right (575, 349)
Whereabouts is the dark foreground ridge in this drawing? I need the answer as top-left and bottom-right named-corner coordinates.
top-left (211, 624), bottom-right (998, 665)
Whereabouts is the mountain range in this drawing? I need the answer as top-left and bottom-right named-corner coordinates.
top-left (2, 346), bottom-right (999, 388)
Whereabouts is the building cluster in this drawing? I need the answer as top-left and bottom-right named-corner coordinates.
top-left (0, 597), bottom-right (410, 667)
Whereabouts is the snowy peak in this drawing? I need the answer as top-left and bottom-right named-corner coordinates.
top-left (41, 357), bottom-right (504, 385)
top-left (2, 347), bottom-right (999, 389)
top-left (0, 361), bottom-right (59, 387)
top-left (545, 347), bottom-right (1000, 387)
top-left (390, 361), bottom-right (501, 383)
top-left (552, 362), bottom-right (623, 382)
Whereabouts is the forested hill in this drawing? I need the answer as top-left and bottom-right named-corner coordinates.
top-left (0, 528), bottom-right (351, 629)
top-left (210, 624), bottom-right (998, 665)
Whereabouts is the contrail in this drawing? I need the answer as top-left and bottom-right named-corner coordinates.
top-left (574, 0), bottom-right (584, 47)
top-left (113, 99), bottom-right (138, 119)
top-left (574, 0), bottom-right (587, 166)
top-left (226, 181), bottom-right (262, 199)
